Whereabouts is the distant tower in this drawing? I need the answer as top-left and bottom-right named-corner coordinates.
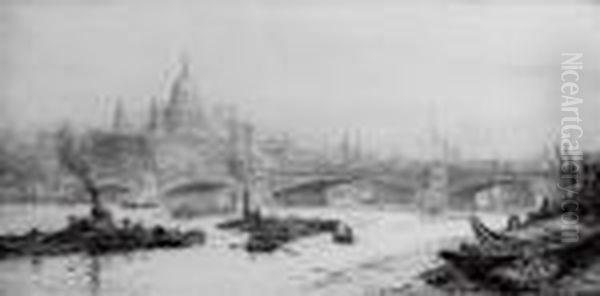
top-left (354, 129), bottom-right (362, 161)
top-left (340, 130), bottom-right (352, 164)
top-left (147, 96), bottom-right (160, 132)
top-left (112, 98), bottom-right (128, 132)
top-left (420, 98), bottom-right (449, 213)
top-left (541, 130), bottom-right (561, 171)
top-left (162, 54), bottom-right (208, 134)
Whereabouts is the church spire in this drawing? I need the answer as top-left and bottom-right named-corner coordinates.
top-left (112, 97), bottom-right (127, 131)
top-left (179, 52), bottom-right (190, 81)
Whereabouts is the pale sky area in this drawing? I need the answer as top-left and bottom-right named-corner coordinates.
top-left (0, 0), bottom-right (599, 160)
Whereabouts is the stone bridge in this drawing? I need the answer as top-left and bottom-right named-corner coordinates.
top-left (267, 163), bottom-right (553, 208)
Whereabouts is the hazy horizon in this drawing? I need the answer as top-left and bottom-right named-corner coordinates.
top-left (1, 0), bottom-right (599, 160)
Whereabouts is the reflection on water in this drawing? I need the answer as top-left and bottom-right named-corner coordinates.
top-left (88, 256), bottom-right (101, 296)
top-left (0, 205), bottom-right (508, 296)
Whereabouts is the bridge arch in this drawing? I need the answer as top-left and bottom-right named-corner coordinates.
top-left (447, 175), bottom-right (551, 211)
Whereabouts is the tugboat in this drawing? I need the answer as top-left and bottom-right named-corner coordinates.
top-left (0, 203), bottom-right (206, 260)
top-left (0, 127), bottom-right (206, 260)
top-left (332, 222), bottom-right (354, 244)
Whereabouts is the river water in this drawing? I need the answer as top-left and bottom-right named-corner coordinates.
top-left (0, 205), bottom-right (508, 296)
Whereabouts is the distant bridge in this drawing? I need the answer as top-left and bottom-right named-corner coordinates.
top-left (267, 162), bottom-right (553, 207)
top-left (147, 159), bottom-right (553, 210)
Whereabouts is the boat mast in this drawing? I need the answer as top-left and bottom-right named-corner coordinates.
top-left (227, 108), bottom-right (254, 218)
top-left (241, 122), bottom-right (255, 218)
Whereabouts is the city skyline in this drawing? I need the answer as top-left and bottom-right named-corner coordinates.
top-left (1, 0), bottom-right (599, 160)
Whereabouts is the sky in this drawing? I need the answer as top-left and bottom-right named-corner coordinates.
top-left (0, 0), bottom-right (599, 160)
